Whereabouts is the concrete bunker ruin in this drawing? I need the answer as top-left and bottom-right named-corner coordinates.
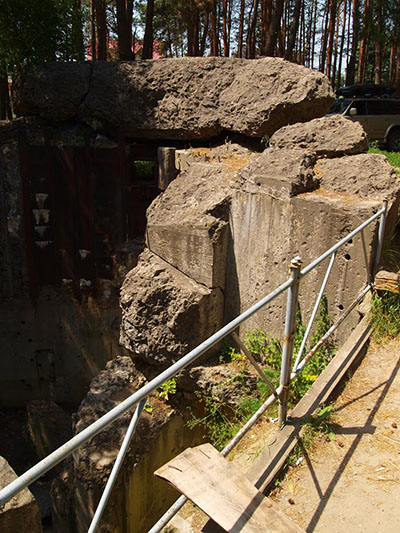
top-left (1, 57), bottom-right (399, 532)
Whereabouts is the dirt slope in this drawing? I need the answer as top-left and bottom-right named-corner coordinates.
top-left (272, 339), bottom-right (400, 532)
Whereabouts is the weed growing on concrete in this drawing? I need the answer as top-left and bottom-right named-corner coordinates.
top-left (187, 296), bottom-right (335, 450)
top-left (157, 378), bottom-right (177, 401)
top-left (371, 290), bottom-right (400, 341)
top-left (186, 391), bottom-right (243, 450)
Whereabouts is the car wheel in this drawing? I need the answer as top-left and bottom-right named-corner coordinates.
top-left (387, 129), bottom-right (400, 152)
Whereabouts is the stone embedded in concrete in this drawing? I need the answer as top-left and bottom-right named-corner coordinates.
top-left (269, 115), bottom-right (369, 157)
top-left (13, 62), bottom-right (92, 121)
top-left (14, 58), bottom-right (334, 140)
top-left (27, 400), bottom-right (72, 462)
top-left (120, 250), bottom-right (224, 367)
top-left (238, 147), bottom-right (318, 200)
top-left (0, 456), bottom-right (42, 533)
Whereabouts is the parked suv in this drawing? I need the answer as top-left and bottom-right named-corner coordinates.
top-left (327, 85), bottom-right (400, 152)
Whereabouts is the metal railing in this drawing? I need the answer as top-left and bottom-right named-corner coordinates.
top-left (0, 201), bottom-right (388, 533)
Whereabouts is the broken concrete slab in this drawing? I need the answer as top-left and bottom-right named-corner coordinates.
top-left (269, 115), bottom-right (369, 157)
top-left (315, 153), bottom-right (399, 200)
top-left (27, 400), bottom-right (72, 462)
top-left (0, 456), bottom-right (42, 533)
top-left (14, 62), bottom-right (92, 121)
top-left (120, 250), bottom-right (224, 367)
top-left (14, 58), bottom-right (334, 141)
top-left (238, 147), bottom-right (318, 200)
top-left (146, 159), bottom-right (235, 289)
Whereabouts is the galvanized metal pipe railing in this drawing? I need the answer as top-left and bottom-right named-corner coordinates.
top-left (0, 277), bottom-right (293, 506)
top-left (278, 256), bottom-right (302, 425)
top-left (0, 201), bottom-right (388, 531)
top-left (149, 283), bottom-right (372, 533)
top-left (88, 399), bottom-right (147, 533)
top-left (293, 251), bottom-right (337, 373)
top-left (149, 202), bottom-right (388, 532)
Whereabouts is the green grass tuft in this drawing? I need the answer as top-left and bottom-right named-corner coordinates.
top-left (371, 291), bottom-right (400, 341)
top-left (368, 144), bottom-right (400, 173)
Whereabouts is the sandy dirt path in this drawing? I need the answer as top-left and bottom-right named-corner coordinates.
top-left (271, 338), bottom-right (400, 532)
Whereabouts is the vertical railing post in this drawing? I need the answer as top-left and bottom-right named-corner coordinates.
top-left (371, 199), bottom-right (388, 277)
top-left (278, 256), bottom-right (302, 426)
top-left (88, 398), bottom-right (147, 533)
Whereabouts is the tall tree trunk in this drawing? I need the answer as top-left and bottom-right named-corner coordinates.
top-left (357, 0), bottom-right (372, 83)
top-left (200, 10), bottom-right (210, 56)
top-left (95, 0), bottom-right (107, 60)
top-left (374, 0), bottom-right (384, 84)
top-left (326, 0), bottom-right (338, 79)
top-left (91, 0), bottom-right (97, 60)
top-left (259, 0), bottom-right (271, 56)
top-left (285, 0), bottom-right (302, 61)
top-left (210, 0), bottom-right (219, 56)
top-left (336, 0), bottom-right (347, 89)
top-left (319, 0), bottom-right (330, 72)
top-left (0, 74), bottom-right (12, 120)
top-left (310, 0), bottom-right (318, 69)
top-left (187, 5), bottom-right (200, 57)
top-left (142, 0), bottom-right (155, 59)
top-left (116, 0), bottom-right (134, 60)
top-left (71, 0), bottom-right (85, 60)
top-left (247, 0), bottom-right (259, 59)
top-left (331, 0), bottom-right (342, 89)
top-left (345, 0), bottom-right (359, 85)
top-left (222, 0), bottom-right (232, 56)
top-left (237, 0), bottom-right (246, 57)
top-left (300, 0), bottom-right (306, 64)
top-left (265, 0), bottom-right (284, 56)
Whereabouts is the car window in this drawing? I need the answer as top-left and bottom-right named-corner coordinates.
top-left (367, 100), bottom-right (392, 115)
top-left (328, 99), bottom-right (352, 114)
top-left (347, 100), bottom-right (367, 115)
top-left (366, 100), bottom-right (400, 115)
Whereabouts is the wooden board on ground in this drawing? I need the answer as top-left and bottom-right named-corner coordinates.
top-left (155, 443), bottom-right (304, 533)
top-left (246, 314), bottom-right (371, 493)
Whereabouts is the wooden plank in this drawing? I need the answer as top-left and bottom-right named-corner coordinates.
top-left (374, 269), bottom-right (400, 293)
top-left (246, 314), bottom-right (371, 493)
top-left (155, 443), bottom-right (304, 533)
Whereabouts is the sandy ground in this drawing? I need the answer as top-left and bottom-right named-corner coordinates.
top-left (164, 338), bottom-right (400, 532)
top-left (271, 338), bottom-right (400, 533)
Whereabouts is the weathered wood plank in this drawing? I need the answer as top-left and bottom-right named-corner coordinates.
top-left (374, 270), bottom-right (400, 293)
top-left (155, 443), bottom-right (304, 533)
top-left (246, 314), bottom-right (371, 493)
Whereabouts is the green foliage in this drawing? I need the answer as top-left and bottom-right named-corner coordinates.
top-left (368, 144), bottom-right (400, 173)
top-left (134, 160), bottom-right (155, 181)
top-left (0, 0), bottom-right (84, 73)
top-left (187, 297), bottom-right (335, 450)
top-left (187, 391), bottom-right (242, 451)
top-left (157, 378), bottom-right (177, 401)
top-left (371, 290), bottom-right (400, 341)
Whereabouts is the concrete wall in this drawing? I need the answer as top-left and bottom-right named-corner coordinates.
top-left (0, 129), bottom-right (145, 407)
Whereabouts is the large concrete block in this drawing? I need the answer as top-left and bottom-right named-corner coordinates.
top-left (120, 250), bottom-right (224, 367)
top-left (15, 58), bottom-right (333, 141)
top-left (0, 457), bottom-right (42, 533)
top-left (146, 156), bottom-right (236, 290)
